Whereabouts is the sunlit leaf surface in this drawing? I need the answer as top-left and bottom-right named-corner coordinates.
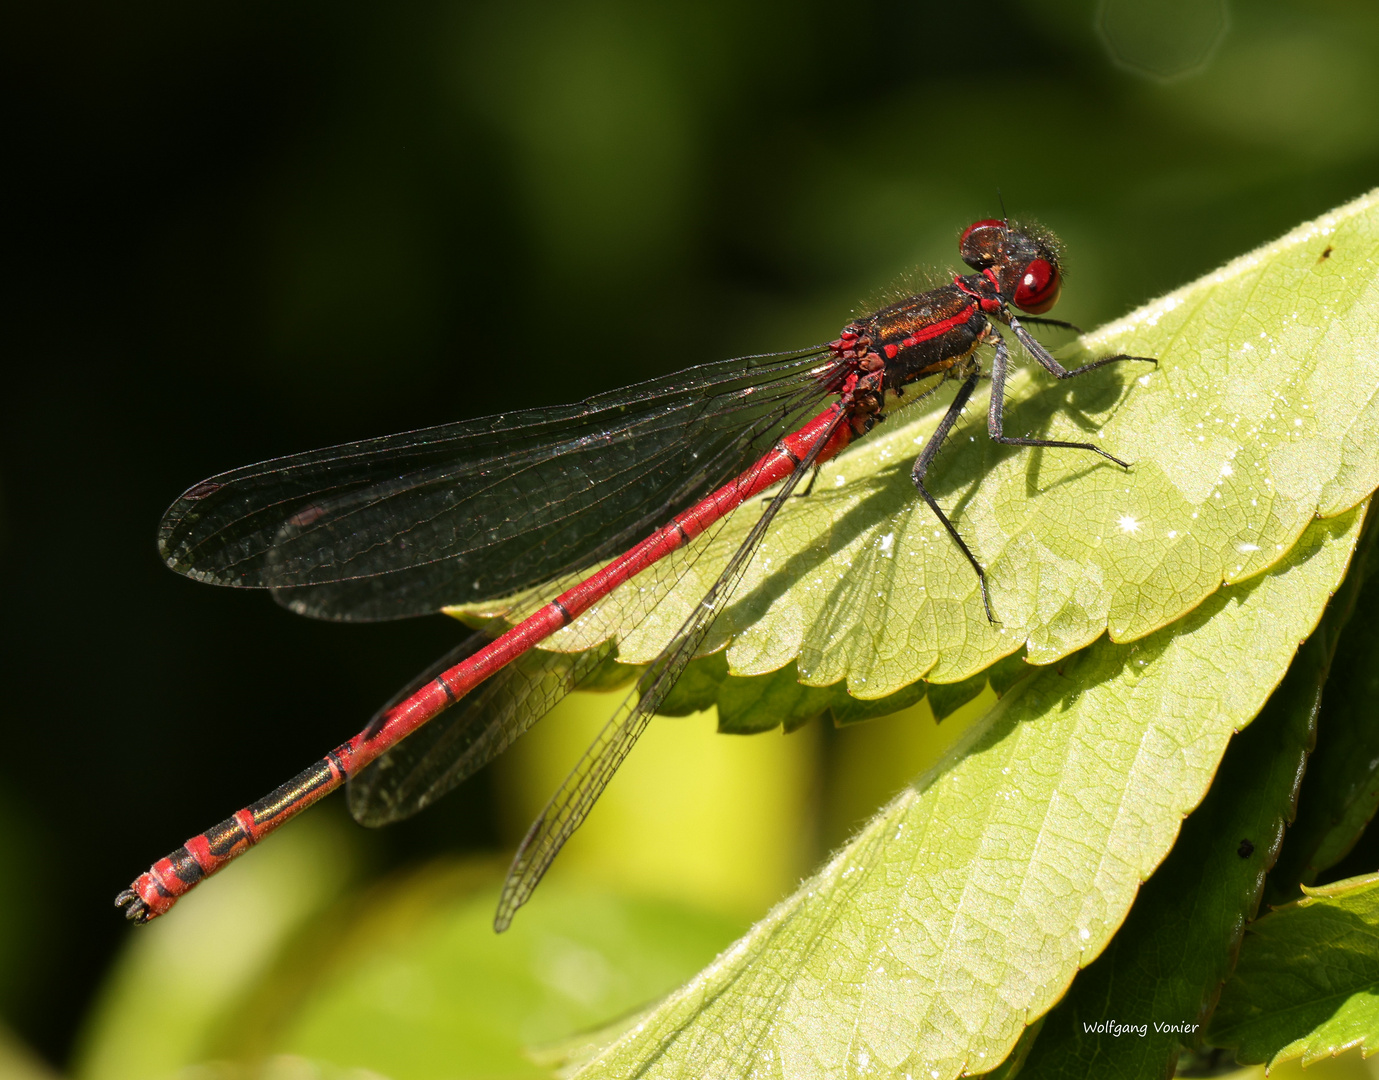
top-left (573, 509), bottom-right (1361, 1080)
top-left (1209, 873), bottom-right (1379, 1069)
top-left (455, 189), bottom-right (1379, 692)
top-left (1019, 515), bottom-right (1373, 1079)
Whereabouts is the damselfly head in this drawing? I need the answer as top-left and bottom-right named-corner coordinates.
top-left (958, 218), bottom-right (1064, 315)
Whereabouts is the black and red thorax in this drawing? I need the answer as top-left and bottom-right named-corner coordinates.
top-left (826, 218), bottom-right (1065, 402)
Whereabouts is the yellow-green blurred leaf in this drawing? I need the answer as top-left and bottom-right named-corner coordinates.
top-left (227, 863), bottom-right (742, 1080)
top-left (0, 1024), bottom-right (60, 1080)
top-left (74, 815), bottom-right (360, 1080)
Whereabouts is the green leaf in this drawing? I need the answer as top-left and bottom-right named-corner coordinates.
top-left (656, 652), bottom-right (730, 717)
top-left (0, 1024), bottom-right (59, 1080)
top-left (241, 865), bottom-right (740, 1080)
top-left (81, 854), bottom-right (742, 1080)
top-left (646, 650), bottom-right (1014, 734)
top-left (573, 509), bottom-right (1362, 1080)
top-left (73, 814), bottom-right (362, 1080)
top-left (453, 189), bottom-right (1379, 694)
top-left (827, 676), bottom-right (928, 728)
top-left (924, 668), bottom-right (989, 723)
top-left (715, 661), bottom-right (834, 734)
top-left (166, 1056), bottom-right (396, 1080)
top-left (655, 653), bottom-right (880, 732)
top-left (1268, 534), bottom-right (1379, 897)
top-left (975, 1016), bottom-right (1044, 1080)
top-left (1018, 513), bottom-right (1374, 1079)
top-left (1208, 873), bottom-right (1379, 1068)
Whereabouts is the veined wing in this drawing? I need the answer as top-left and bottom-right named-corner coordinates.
top-left (493, 406), bottom-right (849, 931)
top-left (346, 631), bottom-right (618, 826)
top-left (158, 349), bottom-right (838, 621)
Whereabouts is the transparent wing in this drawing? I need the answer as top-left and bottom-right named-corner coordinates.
top-left (492, 407), bottom-right (848, 931)
top-left (346, 631), bottom-right (617, 826)
top-left (158, 349), bottom-right (837, 621)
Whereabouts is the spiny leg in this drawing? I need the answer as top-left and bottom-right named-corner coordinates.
top-left (1008, 314), bottom-right (1157, 379)
top-left (1016, 315), bottom-right (1083, 335)
top-left (987, 326), bottom-right (1144, 468)
top-left (910, 371), bottom-right (995, 622)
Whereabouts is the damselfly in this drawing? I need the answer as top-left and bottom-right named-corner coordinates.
top-left (118, 218), bottom-right (1153, 930)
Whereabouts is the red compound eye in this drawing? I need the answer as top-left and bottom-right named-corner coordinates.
top-left (1014, 258), bottom-right (1061, 313)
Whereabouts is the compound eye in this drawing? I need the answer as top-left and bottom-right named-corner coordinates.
top-left (1014, 258), bottom-right (1061, 313)
top-left (960, 218), bottom-right (1004, 247)
top-left (959, 219), bottom-right (1005, 269)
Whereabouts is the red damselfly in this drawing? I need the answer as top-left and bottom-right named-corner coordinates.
top-left (117, 218), bottom-right (1154, 931)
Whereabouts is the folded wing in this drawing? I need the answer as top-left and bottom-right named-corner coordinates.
top-left (158, 349), bottom-right (834, 621)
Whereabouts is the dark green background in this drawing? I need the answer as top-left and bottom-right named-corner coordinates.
top-left (3, 0), bottom-right (1378, 1068)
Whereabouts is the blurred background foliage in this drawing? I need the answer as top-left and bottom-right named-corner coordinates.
top-left (4, 0), bottom-right (1379, 1076)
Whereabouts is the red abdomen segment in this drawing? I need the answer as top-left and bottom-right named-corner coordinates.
top-left (119, 400), bottom-right (855, 922)
top-left (122, 756), bottom-right (348, 917)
